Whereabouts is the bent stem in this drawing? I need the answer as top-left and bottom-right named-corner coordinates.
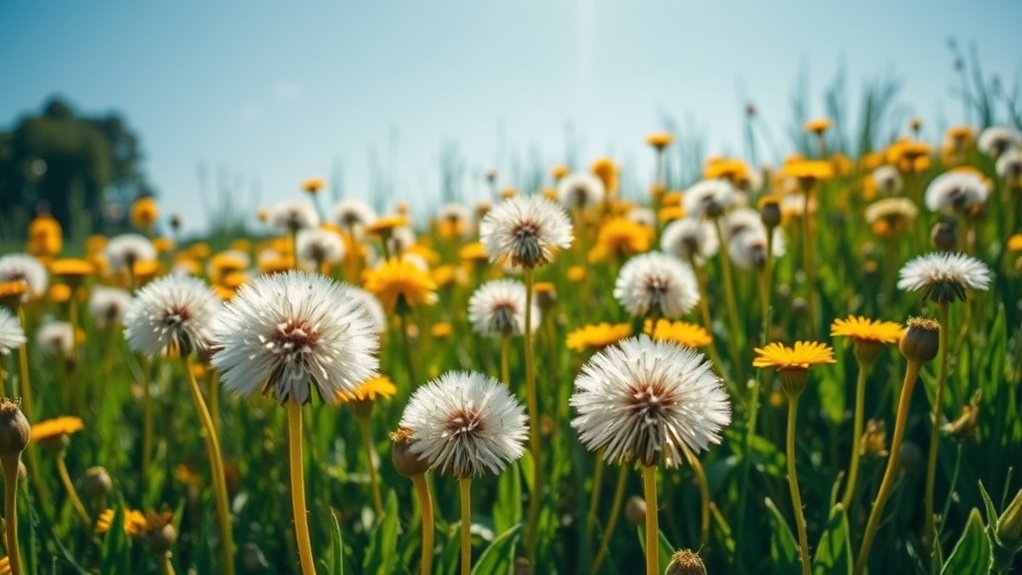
top-left (786, 395), bottom-right (811, 575)
top-left (642, 465), bottom-right (659, 575)
top-left (590, 462), bottom-right (628, 575)
top-left (841, 357), bottom-right (873, 510)
top-left (523, 268), bottom-right (542, 562)
top-left (459, 477), bottom-right (472, 575)
top-left (681, 445), bottom-right (711, 547)
top-left (185, 357), bottom-right (235, 575)
top-left (56, 451), bottom-right (90, 525)
top-left (412, 474), bottom-right (434, 575)
top-left (854, 360), bottom-right (922, 575)
top-left (357, 416), bottom-right (384, 518)
top-left (287, 401), bottom-right (316, 575)
top-left (924, 301), bottom-right (950, 552)
top-left (2, 455), bottom-right (23, 575)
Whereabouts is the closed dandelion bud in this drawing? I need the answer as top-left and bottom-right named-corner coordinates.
top-left (390, 428), bottom-right (430, 477)
top-left (665, 549), bottom-right (707, 575)
top-left (0, 398), bottom-right (30, 456)
top-left (996, 486), bottom-right (1022, 553)
top-left (142, 512), bottom-right (177, 553)
top-left (899, 317), bottom-right (940, 364)
top-left (760, 201), bottom-right (782, 229)
top-left (625, 495), bottom-right (647, 525)
top-left (898, 441), bottom-right (923, 474)
top-left (83, 466), bottom-right (113, 499)
top-left (930, 219), bottom-right (957, 252)
top-left (513, 557), bottom-right (533, 575)
top-left (242, 542), bottom-right (270, 571)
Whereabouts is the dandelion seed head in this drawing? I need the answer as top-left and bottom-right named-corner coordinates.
top-left (897, 252), bottom-right (991, 303)
top-left (124, 275), bottom-right (221, 357)
top-left (0, 254), bottom-right (48, 301)
top-left (614, 252), bottom-right (699, 319)
top-left (467, 279), bottom-right (539, 337)
top-left (480, 196), bottom-right (573, 268)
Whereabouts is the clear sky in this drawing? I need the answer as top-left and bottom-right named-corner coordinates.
top-left (1, 1), bottom-right (1020, 234)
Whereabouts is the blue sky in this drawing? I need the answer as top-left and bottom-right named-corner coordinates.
top-left (1, 1), bottom-right (1020, 234)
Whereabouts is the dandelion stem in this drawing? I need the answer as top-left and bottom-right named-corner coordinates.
top-left (357, 416), bottom-right (384, 518)
top-left (642, 465), bottom-right (659, 575)
top-left (185, 357), bottom-right (235, 575)
top-left (287, 401), bottom-right (316, 575)
top-left (68, 293), bottom-right (81, 413)
top-left (209, 372), bottom-right (221, 436)
top-left (712, 219), bottom-right (744, 383)
top-left (802, 186), bottom-right (817, 334)
top-left (2, 454), bottom-right (23, 575)
top-left (56, 451), bottom-right (90, 526)
top-left (459, 477), bottom-right (472, 575)
top-left (412, 474), bottom-right (434, 575)
top-left (786, 394), bottom-right (811, 575)
top-left (398, 310), bottom-right (418, 387)
top-left (499, 334), bottom-right (511, 387)
top-left (159, 552), bottom-right (176, 575)
top-left (142, 355), bottom-right (153, 483)
top-left (855, 360), bottom-right (922, 575)
top-left (841, 357), bottom-right (873, 510)
top-left (523, 268), bottom-right (542, 563)
top-left (681, 444), bottom-right (710, 547)
top-left (585, 453), bottom-right (605, 542)
top-left (590, 462), bottom-right (628, 575)
top-left (16, 306), bottom-right (51, 508)
top-left (689, 255), bottom-right (735, 394)
top-left (924, 301), bottom-right (950, 552)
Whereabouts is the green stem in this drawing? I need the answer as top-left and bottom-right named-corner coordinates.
top-left (590, 463), bottom-right (628, 575)
top-left (56, 451), bottom-right (91, 526)
top-left (523, 268), bottom-right (542, 563)
top-left (2, 454), bottom-right (23, 575)
top-left (287, 401), bottom-right (316, 575)
top-left (713, 219), bottom-right (744, 382)
top-left (585, 452), bottom-right (605, 542)
top-left (398, 310), bottom-right (418, 387)
top-left (142, 355), bottom-right (153, 484)
top-left (842, 358), bottom-right (873, 510)
top-left (786, 395), bottom-right (811, 575)
top-left (500, 334), bottom-right (511, 387)
top-left (802, 187), bottom-right (817, 335)
top-left (924, 301), bottom-right (950, 552)
top-left (412, 474), bottom-right (434, 575)
top-left (642, 465), bottom-right (659, 575)
top-left (358, 416), bottom-right (384, 518)
top-left (855, 361), bottom-right (922, 575)
top-left (682, 444), bottom-right (710, 547)
top-left (459, 478), bottom-right (472, 575)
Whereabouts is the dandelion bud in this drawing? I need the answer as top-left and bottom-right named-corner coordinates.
top-left (930, 219), bottom-right (957, 252)
top-left (760, 200), bottom-right (782, 229)
top-left (513, 557), bottom-right (533, 575)
top-left (625, 495), bottom-right (647, 525)
top-left (390, 428), bottom-right (430, 477)
top-left (665, 549), bottom-right (707, 575)
top-left (0, 398), bottom-right (30, 457)
top-left (996, 486), bottom-right (1022, 554)
top-left (898, 441), bottom-right (923, 474)
top-left (83, 466), bottom-right (113, 499)
top-left (534, 282), bottom-right (557, 311)
top-left (143, 512), bottom-right (177, 553)
top-left (899, 317), bottom-right (940, 364)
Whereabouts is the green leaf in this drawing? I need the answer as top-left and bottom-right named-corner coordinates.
top-left (326, 511), bottom-right (346, 575)
top-left (940, 508), bottom-right (991, 575)
top-left (100, 506), bottom-right (131, 575)
top-left (634, 526), bottom-right (675, 572)
top-left (493, 462), bottom-right (522, 536)
top-left (812, 504), bottom-right (852, 575)
top-left (765, 497), bottom-right (801, 572)
top-left (471, 524), bottom-right (521, 575)
top-left (816, 362), bottom-right (845, 424)
top-left (362, 491), bottom-right (401, 574)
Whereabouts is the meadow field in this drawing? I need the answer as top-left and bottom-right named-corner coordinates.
top-left (1, 72), bottom-right (1022, 575)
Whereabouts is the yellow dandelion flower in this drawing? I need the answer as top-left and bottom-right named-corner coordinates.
top-left (566, 322), bottom-right (633, 352)
top-left (364, 258), bottom-right (438, 311)
top-left (85, 234), bottom-right (108, 257)
top-left (1008, 234), bottom-right (1022, 252)
top-left (499, 187), bottom-right (518, 199)
top-left (804, 117), bottom-right (832, 135)
top-left (257, 256), bottom-right (294, 275)
top-left (365, 216), bottom-right (409, 236)
top-left (459, 242), bottom-right (489, 264)
top-left (704, 157), bottom-right (749, 182)
top-left (945, 125), bottom-right (974, 147)
top-left (302, 177), bottom-right (326, 193)
top-left (662, 191), bottom-right (683, 207)
top-left (96, 508), bottom-right (148, 537)
top-left (27, 214), bottom-right (63, 257)
top-left (49, 258), bottom-right (94, 280)
top-left (551, 165), bottom-right (570, 181)
top-left (337, 375), bottom-right (397, 404)
top-left (646, 319), bottom-right (712, 348)
top-left (0, 281), bottom-right (29, 304)
top-left (658, 205), bottom-right (686, 223)
top-left (783, 160), bottom-right (834, 184)
top-left (188, 242), bottom-right (212, 259)
top-left (646, 132), bottom-right (674, 150)
top-left (591, 157), bottom-right (619, 194)
top-left (754, 341), bottom-right (835, 371)
top-left (403, 244), bottom-right (439, 266)
top-left (589, 217), bottom-right (653, 262)
top-left (31, 416), bottom-right (85, 442)
top-left (48, 284), bottom-right (72, 304)
top-left (431, 322), bottom-right (453, 339)
top-left (831, 316), bottom-right (904, 344)
top-left (130, 197), bottom-right (159, 230)
top-left (152, 237), bottom-right (174, 254)
top-left (567, 265), bottom-right (586, 282)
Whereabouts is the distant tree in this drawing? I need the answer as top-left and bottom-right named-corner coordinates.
top-left (0, 96), bottom-right (152, 239)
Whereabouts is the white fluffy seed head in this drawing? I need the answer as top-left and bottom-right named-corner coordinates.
top-left (871, 165), bottom-right (904, 195)
top-left (864, 198), bottom-right (919, 226)
top-left (683, 179), bottom-right (736, 219)
top-left (480, 196), bottom-right (573, 269)
top-left (660, 218), bottom-right (719, 264)
top-left (0, 308), bottom-right (26, 355)
top-left (105, 234), bottom-right (157, 274)
top-left (978, 126), bottom-right (1021, 157)
top-left (614, 252), bottom-right (699, 319)
top-left (0, 254), bottom-right (48, 301)
top-left (36, 320), bottom-right (74, 358)
top-left (297, 228), bottom-right (346, 268)
top-left (924, 171), bottom-right (989, 214)
top-left (467, 279), bottom-right (539, 337)
top-left (996, 147), bottom-right (1022, 182)
top-left (88, 286), bottom-right (134, 328)
top-left (557, 172), bottom-right (606, 210)
top-left (722, 208), bottom-right (765, 241)
top-left (898, 252), bottom-right (992, 303)
top-left (332, 198), bottom-right (378, 234)
top-left (399, 371), bottom-right (528, 478)
top-left (570, 335), bottom-right (731, 468)
top-left (211, 271), bottom-right (380, 405)
top-left (340, 285), bottom-right (387, 334)
top-left (123, 275), bottom-right (221, 357)
top-left (728, 227), bottom-right (785, 270)
top-left (268, 200), bottom-right (320, 234)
